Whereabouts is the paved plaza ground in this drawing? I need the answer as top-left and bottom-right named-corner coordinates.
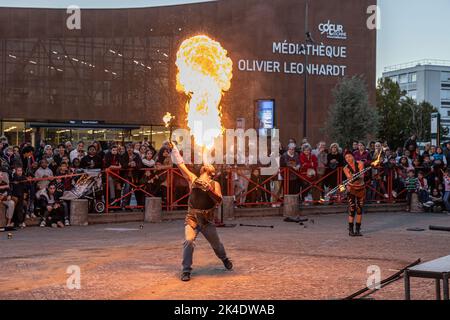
top-left (1, 211), bottom-right (450, 300)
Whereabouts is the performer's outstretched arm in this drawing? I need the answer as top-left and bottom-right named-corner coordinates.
top-left (170, 143), bottom-right (197, 185)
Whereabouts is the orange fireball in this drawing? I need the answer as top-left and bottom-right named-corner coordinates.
top-left (176, 35), bottom-right (233, 149)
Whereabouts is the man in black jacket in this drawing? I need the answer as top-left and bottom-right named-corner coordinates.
top-left (80, 145), bottom-right (103, 170)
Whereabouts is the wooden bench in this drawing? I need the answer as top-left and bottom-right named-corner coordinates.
top-left (405, 255), bottom-right (450, 300)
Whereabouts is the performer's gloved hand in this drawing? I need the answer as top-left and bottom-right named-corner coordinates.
top-left (170, 142), bottom-right (184, 165)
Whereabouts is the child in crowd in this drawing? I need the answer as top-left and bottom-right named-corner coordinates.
top-left (405, 169), bottom-right (419, 212)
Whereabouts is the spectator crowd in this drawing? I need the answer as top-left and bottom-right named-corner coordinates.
top-left (1, 133), bottom-right (450, 230)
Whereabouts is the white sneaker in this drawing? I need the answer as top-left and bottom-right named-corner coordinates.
top-left (25, 214), bottom-right (30, 220)
top-left (40, 220), bottom-right (46, 227)
top-left (31, 214), bottom-right (37, 219)
top-left (384, 194), bottom-right (389, 199)
top-left (20, 222), bottom-right (26, 228)
top-left (64, 219), bottom-right (70, 226)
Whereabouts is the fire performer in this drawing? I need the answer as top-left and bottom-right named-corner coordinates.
top-left (170, 143), bottom-right (233, 282)
top-left (343, 152), bottom-right (367, 237)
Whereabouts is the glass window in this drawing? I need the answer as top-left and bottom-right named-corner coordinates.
top-left (399, 74), bottom-right (408, 84)
top-left (151, 126), bottom-right (171, 150)
top-left (408, 90), bottom-right (417, 101)
top-left (441, 72), bottom-right (450, 82)
top-left (1, 121), bottom-right (29, 146)
top-left (442, 90), bottom-right (450, 101)
top-left (409, 73), bottom-right (417, 83)
top-left (390, 75), bottom-right (398, 83)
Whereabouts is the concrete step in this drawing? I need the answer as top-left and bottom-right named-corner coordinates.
top-left (20, 203), bottom-right (407, 226)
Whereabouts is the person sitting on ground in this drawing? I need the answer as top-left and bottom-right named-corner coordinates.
top-left (38, 183), bottom-right (65, 228)
top-left (417, 171), bottom-right (430, 205)
top-left (0, 169), bottom-right (15, 228)
top-left (423, 188), bottom-right (444, 212)
top-left (11, 166), bottom-right (28, 228)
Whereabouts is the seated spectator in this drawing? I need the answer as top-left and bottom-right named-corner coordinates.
top-left (38, 183), bottom-right (65, 228)
top-left (35, 159), bottom-right (54, 190)
top-left (11, 166), bottom-right (28, 228)
top-left (417, 171), bottom-right (430, 205)
top-left (423, 188), bottom-right (444, 212)
top-left (0, 169), bottom-right (15, 228)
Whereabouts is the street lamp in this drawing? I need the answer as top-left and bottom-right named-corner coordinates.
top-left (302, 0), bottom-right (315, 140)
top-left (302, 31), bottom-right (315, 140)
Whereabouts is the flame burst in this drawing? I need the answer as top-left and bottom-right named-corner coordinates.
top-left (176, 35), bottom-right (233, 149)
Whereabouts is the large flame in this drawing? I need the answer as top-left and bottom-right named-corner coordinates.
top-left (176, 35), bottom-right (233, 149)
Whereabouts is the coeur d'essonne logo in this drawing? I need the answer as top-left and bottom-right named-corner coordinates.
top-left (318, 20), bottom-right (348, 40)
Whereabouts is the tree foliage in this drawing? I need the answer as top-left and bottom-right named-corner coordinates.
top-left (325, 76), bottom-right (379, 148)
top-left (376, 78), bottom-right (446, 148)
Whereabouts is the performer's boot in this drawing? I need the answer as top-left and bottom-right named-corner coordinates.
top-left (222, 258), bottom-right (233, 270)
top-left (181, 272), bottom-right (191, 282)
top-left (354, 223), bottom-right (363, 237)
top-left (348, 223), bottom-right (355, 237)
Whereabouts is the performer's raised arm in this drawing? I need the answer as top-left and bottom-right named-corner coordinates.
top-left (170, 143), bottom-right (197, 185)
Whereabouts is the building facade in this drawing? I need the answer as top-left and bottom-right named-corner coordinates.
top-left (0, 0), bottom-right (377, 148)
top-left (383, 60), bottom-right (450, 129)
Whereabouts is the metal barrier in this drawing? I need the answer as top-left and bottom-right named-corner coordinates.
top-left (94, 165), bottom-right (440, 213)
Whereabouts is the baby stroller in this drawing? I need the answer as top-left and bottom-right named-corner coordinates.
top-left (61, 169), bottom-right (106, 213)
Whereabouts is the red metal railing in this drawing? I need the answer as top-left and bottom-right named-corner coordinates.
top-left (102, 165), bottom-right (432, 212)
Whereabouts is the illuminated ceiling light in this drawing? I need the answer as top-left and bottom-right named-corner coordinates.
top-left (109, 49), bottom-right (116, 54)
top-left (133, 60), bottom-right (139, 64)
top-left (4, 126), bottom-right (17, 132)
top-left (29, 60), bottom-right (37, 64)
top-left (104, 69), bottom-right (109, 72)
top-left (140, 63), bottom-right (145, 67)
top-left (8, 54), bottom-right (17, 59)
top-left (178, 28), bottom-right (182, 31)
top-left (112, 72), bottom-right (117, 75)
top-left (150, 28), bottom-right (153, 32)
top-left (118, 53), bottom-right (123, 57)
top-left (56, 68), bottom-right (63, 72)
top-left (162, 53), bottom-right (169, 57)
top-left (52, 51), bottom-right (58, 54)
top-left (147, 66), bottom-right (152, 70)
top-left (72, 58), bottom-right (79, 62)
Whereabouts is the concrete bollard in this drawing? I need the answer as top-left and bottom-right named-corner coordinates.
top-left (410, 193), bottom-right (423, 213)
top-left (145, 197), bottom-right (162, 223)
top-left (0, 204), bottom-right (6, 228)
top-left (283, 194), bottom-right (299, 217)
top-left (221, 196), bottom-right (235, 220)
top-left (70, 199), bottom-right (89, 226)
